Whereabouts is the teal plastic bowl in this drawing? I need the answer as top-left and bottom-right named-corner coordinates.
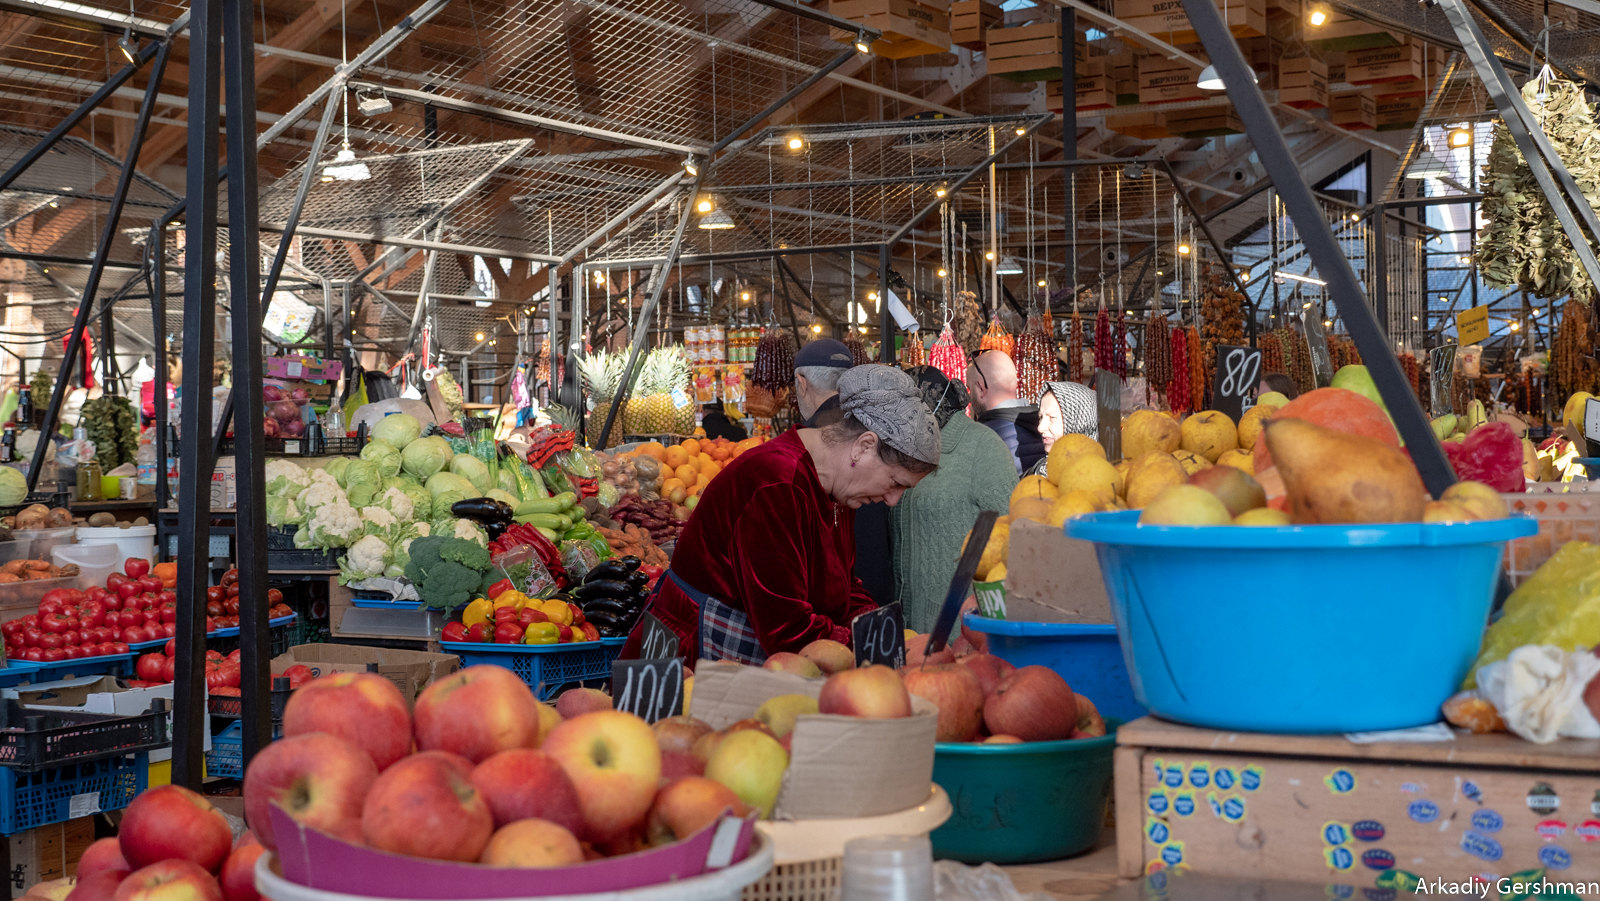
top-left (930, 725), bottom-right (1117, 865)
top-left (1064, 511), bottom-right (1536, 733)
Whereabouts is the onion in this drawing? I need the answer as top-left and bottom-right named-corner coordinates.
top-left (262, 385), bottom-right (283, 403)
top-left (263, 417), bottom-right (280, 438)
top-left (289, 387), bottom-right (310, 404)
top-left (271, 400), bottom-right (301, 423)
top-left (279, 418), bottom-right (305, 437)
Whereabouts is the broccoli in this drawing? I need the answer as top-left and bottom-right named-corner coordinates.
top-left (404, 535), bottom-right (494, 609)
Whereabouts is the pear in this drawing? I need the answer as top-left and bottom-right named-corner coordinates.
top-left (1439, 480), bottom-right (1509, 520)
top-left (1330, 365), bottom-right (1391, 421)
top-left (1122, 410), bottom-right (1181, 461)
top-left (1124, 452), bottom-right (1187, 509)
top-left (1265, 418), bottom-right (1427, 524)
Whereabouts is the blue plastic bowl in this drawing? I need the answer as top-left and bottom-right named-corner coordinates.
top-left (1574, 457), bottom-right (1600, 479)
top-left (1064, 511), bottom-right (1536, 733)
top-left (960, 617), bottom-right (1147, 723)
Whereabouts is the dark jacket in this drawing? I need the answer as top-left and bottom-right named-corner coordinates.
top-left (701, 409), bottom-right (747, 442)
top-left (977, 403), bottom-right (1047, 474)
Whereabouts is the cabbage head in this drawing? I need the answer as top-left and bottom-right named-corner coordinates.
top-left (359, 441), bottom-right (402, 479)
top-left (340, 459), bottom-right (383, 508)
top-left (372, 486), bottom-right (415, 522)
top-left (401, 436), bottom-right (453, 480)
top-left (495, 467), bottom-right (519, 497)
top-left (371, 413), bottom-right (421, 450)
top-left (448, 454), bottom-right (492, 493)
top-left (425, 471), bottom-right (475, 511)
top-left (322, 457), bottom-right (351, 485)
top-left (394, 479), bottom-right (431, 521)
top-left (432, 517), bottom-right (487, 547)
top-left (0, 467), bottom-right (26, 507)
top-left (266, 495), bottom-right (303, 528)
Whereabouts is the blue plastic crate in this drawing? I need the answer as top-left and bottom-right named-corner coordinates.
top-left (206, 721), bottom-right (242, 780)
top-left (440, 638), bottom-right (626, 701)
top-left (0, 663), bottom-right (39, 689)
top-left (22, 653), bottom-right (136, 685)
top-left (0, 752), bottom-right (146, 834)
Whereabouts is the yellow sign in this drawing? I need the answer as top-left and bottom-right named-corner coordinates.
top-left (1456, 305), bottom-right (1490, 345)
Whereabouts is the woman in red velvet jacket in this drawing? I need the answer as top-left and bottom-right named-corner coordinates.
top-left (640, 366), bottom-right (941, 666)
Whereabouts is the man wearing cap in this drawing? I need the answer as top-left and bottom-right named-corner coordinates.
top-left (793, 338), bottom-right (853, 428)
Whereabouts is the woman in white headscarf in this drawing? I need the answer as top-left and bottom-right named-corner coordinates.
top-left (1028, 381), bottom-right (1099, 477)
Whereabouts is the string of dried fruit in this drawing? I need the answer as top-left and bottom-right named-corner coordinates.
top-left (953, 291), bottom-right (984, 355)
top-left (1259, 331), bottom-right (1285, 375)
top-left (1068, 312), bottom-right (1085, 382)
top-left (1145, 313), bottom-right (1173, 398)
top-left (1398, 352), bottom-right (1420, 405)
top-left (1199, 266), bottom-right (1245, 394)
top-left (1186, 327), bottom-right (1205, 408)
top-left (1473, 373), bottom-right (1493, 407)
top-left (1278, 329), bottom-right (1314, 395)
top-left (1094, 308), bottom-right (1113, 372)
top-left (1169, 327), bottom-right (1191, 414)
top-left (843, 331), bottom-right (872, 366)
top-left (1527, 372), bottom-right (1543, 416)
top-left (929, 326), bottom-right (966, 385)
top-left (751, 329), bottom-right (795, 391)
top-left (980, 316), bottom-right (1015, 356)
top-left (1114, 309), bottom-right (1129, 379)
top-left (1554, 301), bottom-right (1597, 397)
top-left (900, 330), bottom-right (926, 368)
top-left (1014, 314), bottom-right (1055, 403)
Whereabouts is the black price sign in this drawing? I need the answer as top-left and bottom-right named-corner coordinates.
top-left (1095, 370), bottom-right (1122, 461)
top-left (633, 611), bottom-right (681, 662)
top-left (1212, 345), bottom-right (1262, 422)
top-left (1430, 344), bottom-right (1458, 417)
top-left (851, 602), bottom-right (906, 668)
top-left (611, 658), bottom-right (685, 724)
top-left (1302, 315), bottom-right (1334, 388)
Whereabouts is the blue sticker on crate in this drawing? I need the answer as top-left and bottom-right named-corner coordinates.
top-left (1352, 821), bottom-right (1385, 842)
top-left (1148, 790), bottom-right (1169, 815)
top-left (1460, 831), bottom-right (1503, 862)
top-left (1361, 850), bottom-right (1396, 871)
top-left (1189, 762), bottom-right (1210, 789)
top-left (1324, 822), bottom-right (1350, 846)
top-left (1328, 885), bottom-right (1356, 899)
top-left (1160, 842), bottom-right (1184, 867)
top-left (1326, 769), bottom-right (1357, 794)
top-left (1206, 793), bottom-right (1222, 818)
top-left (1326, 847), bottom-right (1354, 871)
top-left (1215, 768), bottom-right (1236, 791)
top-left (1471, 810), bottom-right (1503, 834)
top-left (1223, 796), bottom-right (1246, 822)
top-left (1462, 781), bottom-right (1482, 803)
top-left (1147, 819), bottom-right (1170, 845)
top-left (1242, 766), bottom-right (1263, 791)
top-left (1164, 766), bottom-right (1185, 789)
top-left (1408, 800), bottom-right (1439, 824)
top-left (1539, 846), bottom-right (1572, 871)
top-left (1173, 794), bottom-right (1195, 817)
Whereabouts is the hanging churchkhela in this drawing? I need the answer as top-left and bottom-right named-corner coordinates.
top-left (1145, 313), bottom-right (1172, 403)
top-left (751, 330), bottom-right (796, 391)
top-left (1014, 314), bottom-right (1054, 403)
top-left (929, 325), bottom-right (966, 384)
top-left (1093, 307), bottom-right (1113, 373)
top-left (1169, 326), bottom-right (1191, 414)
top-left (952, 291), bottom-right (984, 354)
top-left (1186, 326), bottom-right (1205, 407)
top-left (900, 330), bottom-right (926, 368)
top-left (980, 315), bottom-right (1014, 356)
top-left (1114, 308), bottom-right (1129, 379)
top-left (1068, 308), bottom-right (1085, 383)
top-left (843, 331), bottom-right (872, 366)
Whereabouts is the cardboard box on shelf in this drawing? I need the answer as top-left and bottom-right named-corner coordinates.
top-left (211, 455), bottom-right (237, 510)
top-left (6, 817), bottom-right (94, 898)
top-left (1278, 55), bottom-right (1329, 109)
top-left (270, 644), bottom-right (459, 703)
top-left (1345, 41), bottom-right (1423, 85)
top-left (1001, 519), bottom-right (1113, 624)
top-left (1116, 0), bottom-right (1265, 44)
top-left (1138, 55), bottom-right (1205, 105)
top-left (1115, 717), bottom-right (1600, 886)
top-left (1329, 90), bottom-right (1376, 130)
top-left (950, 0), bottom-right (1002, 47)
top-left (1305, 12), bottom-right (1403, 52)
top-left (1375, 94), bottom-right (1424, 130)
top-left (830, 0), bottom-right (951, 58)
top-left (690, 663), bottom-right (937, 820)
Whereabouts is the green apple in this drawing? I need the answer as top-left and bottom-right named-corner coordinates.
top-left (705, 730), bottom-right (789, 818)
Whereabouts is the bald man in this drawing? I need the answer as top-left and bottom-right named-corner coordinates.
top-left (966, 350), bottom-right (1047, 474)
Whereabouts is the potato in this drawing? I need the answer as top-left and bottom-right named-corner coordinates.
top-left (14, 510), bottom-right (47, 530)
top-left (45, 508), bottom-right (71, 528)
top-left (86, 512), bottom-right (116, 527)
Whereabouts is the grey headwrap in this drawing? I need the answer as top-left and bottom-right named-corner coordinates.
top-left (1041, 381), bottom-right (1098, 439)
top-left (837, 365), bottom-right (941, 466)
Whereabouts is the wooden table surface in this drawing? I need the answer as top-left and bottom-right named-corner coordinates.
top-left (1000, 829), bottom-right (1131, 900)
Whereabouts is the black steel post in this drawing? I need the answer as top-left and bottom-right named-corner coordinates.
top-left (879, 245), bottom-right (893, 363)
top-left (223, 0), bottom-right (270, 765)
top-left (149, 223), bottom-right (169, 513)
top-left (1180, 0), bottom-right (1455, 495)
top-left (260, 92), bottom-right (341, 310)
top-left (1373, 205), bottom-right (1387, 335)
top-left (1061, 8), bottom-right (1075, 158)
top-left (26, 40), bottom-right (171, 492)
top-left (172, 0), bottom-right (222, 791)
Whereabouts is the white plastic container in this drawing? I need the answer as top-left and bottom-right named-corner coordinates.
top-left (52, 542), bottom-right (119, 589)
top-left (75, 524), bottom-right (156, 564)
top-left (9, 527), bottom-right (76, 561)
top-left (255, 834), bottom-right (775, 901)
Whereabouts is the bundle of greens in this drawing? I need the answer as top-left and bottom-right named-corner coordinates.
top-left (79, 396), bottom-right (139, 469)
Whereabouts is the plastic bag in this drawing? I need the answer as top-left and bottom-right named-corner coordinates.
top-left (1476, 645), bottom-right (1600, 743)
top-left (560, 540), bottom-right (601, 584)
top-left (934, 861), bottom-right (1055, 901)
top-left (1467, 541), bottom-right (1600, 687)
top-left (493, 544), bottom-right (558, 600)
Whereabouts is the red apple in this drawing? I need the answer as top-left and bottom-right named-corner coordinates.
top-left (690, 730), bottom-right (725, 764)
top-left (541, 711), bottom-right (661, 843)
top-left (64, 871), bottom-right (125, 901)
top-left (111, 862), bottom-right (222, 901)
top-left (76, 838), bottom-right (132, 883)
top-left (1073, 695), bottom-right (1106, 738)
top-left (553, 687), bottom-right (612, 720)
top-left (955, 653), bottom-right (1016, 698)
top-left (361, 752), bottom-right (494, 862)
top-left (761, 652), bottom-right (822, 678)
top-left (956, 597), bottom-right (988, 654)
top-left (983, 666), bottom-right (1076, 742)
top-left (646, 776), bottom-right (749, 846)
top-left (902, 664), bottom-right (985, 742)
top-left (724, 718), bottom-right (776, 739)
top-left (281, 672), bottom-right (411, 770)
top-left (469, 749), bottom-right (584, 835)
top-left (241, 733), bottom-right (378, 852)
top-left (651, 716), bottom-right (713, 756)
top-left (817, 664), bottom-right (912, 719)
top-left (660, 749), bottom-right (706, 781)
top-left (413, 665), bottom-right (541, 764)
top-left (904, 634), bottom-right (956, 668)
top-left (117, 786), bottom-right (231, 872)
top-left (217, 837), bottom-right (262, 901)
top-left (478, 819), bottom-right (584, 868)
top-left (796, 639), bottom-right (855, 675)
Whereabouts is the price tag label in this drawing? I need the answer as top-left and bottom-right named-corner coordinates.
top-left (852, 602), bottom-right (906, 668)
top-left (972, 581), bottom-right (1007, 619)
top-left (1095, 370), bottom-right (1122, 462)
top-left (611, 658), bottom-right (685, 724)
top-left (1302, 316), bottom-right (1334, 388)
top-left (1585, 397), bottom-right (1600, 446)
top-left (1212, 345), bottom-right (1262, 422)
top-left (634, 611), bottom-right (680, 662)
top-left (1430, 345), bottom-right (1458, 417)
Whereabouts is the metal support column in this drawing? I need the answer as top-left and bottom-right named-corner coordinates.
top-left (260, 92), bottom-right (341, 308)
top-left (1181, 0), bottom-right (1455, 494)
top-left (149, 223), bottom-right (170, 512)
top-left (172, 0), bottom-right (222, 790)
top-left (879, 245), bottom-right (893, 363)
top-left (26, 39), bottom-right (171, 491)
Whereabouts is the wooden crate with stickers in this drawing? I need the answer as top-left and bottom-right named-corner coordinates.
top-left (829, 0), bottom-right (951, 59)
top-left (1115, 0), bottom-right (1265, 44)
top-left (1278, 55), bottom-right (1329, 109)
top-left (950, 0), bottom-right (1002, 49)
top-left (984, 20), bottom-right (1081, 81)
top-left (1330, 90), bottom-right (1377, 130)
top-left (1115, 718), bottom-right (1600, 892)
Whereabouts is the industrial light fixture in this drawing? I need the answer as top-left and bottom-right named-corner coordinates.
top-left (936, 268), bottom-right (948, 278)
top-left (1302, 301), bottom-right (1313, 309)
top-left (46, 200), bottom-right (57, 208)
top-left (322, 143), bottom-right (371, 182)
top-left (358, 91), bottom-right (393, 116)
top-left (682, 157), bottom-right (700, 177)
top-left (858, 325), bottom-right (868, 334)
top-left (1156, 270), bottom-right (1163, 276)
top-left (1412, 314), bottom-right (1420, 321)
top-left (489, 339), bottom-right (497, 347)
top-left (867, 291), bottom-right (879, 301)
top-left (1240, 271), bottom-right (1250, 283)
top-left (1510, 321), bottom-right (1521, 331)
top-left (1324, 319), bottom-right (1333, 327)
top-left (474, 332), bottom-right (486, 342)
top-left (854, 32), bottom-right (872, 54)
top-left (1308, 5), bottom-right (1329, 26)
top-left (697, 208), bottom-right (735, 230)
top-left (1447, 125), bottom-right (1473, 148)
top-left (1459, 255), bottom-right (1472, 264)
top-left (1014, 126), bottom-right (1027, 136)
top-left (696, 196), bottom-right (714, 214)
top-left (594, 271), bottom-right (605, 285)
top-left (787, 135), bottom-right (805, 151)
top-left (1177, 243), bottom-right (1191, 255)
top-left (1037, 279), bottom-right (1048, 288)
top-left (984, 251), bottom-right (996, 261)
top-left (117, 28), bottom-right (138, 64)
top-left (811, 323), bottom-right (824, 334)
top-left (1350, 213), bottom-right (1361, 222)
top-left (1197, 64), bottom-right (1256, 91)
top-left (1277, 271), bottom-right (1327, 286)
top-left (740, 291), bottom-right (751, 301)
top-left (996, 255), bottom-right (1024, 275)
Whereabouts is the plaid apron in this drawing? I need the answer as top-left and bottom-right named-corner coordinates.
top-left (664, 570), bottom-right (767, 666)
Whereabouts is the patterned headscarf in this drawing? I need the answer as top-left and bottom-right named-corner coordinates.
top-left (838, 365), bottom-right (941, 466)
top-left (1041, 381), bottom-right (1098, 439)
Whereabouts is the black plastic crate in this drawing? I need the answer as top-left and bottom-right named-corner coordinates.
top-left (0, 700), bottom-right (170, 772)
top-left (266, 528), bottom-right (338, 570)
top-left (207, 683), bottom-right (291, 724)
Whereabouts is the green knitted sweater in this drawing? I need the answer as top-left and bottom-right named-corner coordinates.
top-left (890, 411), bottom-right (1018, 634)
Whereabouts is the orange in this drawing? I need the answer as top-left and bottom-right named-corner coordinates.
top-left (701, 461), bottom-right (721, 481)
top-left (661, 477), bottom-right (686, 496)
top-left (674, 463), bottom-right (697, 485)
top-left (710, 446), bottom-right (731, 462)
top-left (664, 445), bottom-right (688, 469)
top-left (639, 441), bottom-right (667, 461)
top-left (680, 438), bottom-right (701, 457)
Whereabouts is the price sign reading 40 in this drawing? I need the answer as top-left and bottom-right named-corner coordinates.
top-left (852, 602), bottom-right (906, 668)
top-left (1212, 345), bottom-right (1262, 422)
top-left (611, 658), bottom-right (685, 724)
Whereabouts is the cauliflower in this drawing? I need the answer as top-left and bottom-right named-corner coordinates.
top-left (373, 486), bottom-right (414, 522)
top-left (361, 506), bottom-right (398, 535)
top-left (266, 496), bottom-right (303, 528)
top-left (296, 479), bottom-right (347, 513)
top-left (445, 518), bottom-right (487, 547)
top-left (306, 500), bottom-right (363, 549)
top-left (338, 533), bottom-right (390, 585)
top-left (384, 522), bottom-right (427, 579)
top-left (265, 459), bottom-right (309, 497)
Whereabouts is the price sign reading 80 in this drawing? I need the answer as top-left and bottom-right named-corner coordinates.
top-left (1212, 345), bottom-right (1262, 422)
top-left (611, 658), bottom-right (684, 724)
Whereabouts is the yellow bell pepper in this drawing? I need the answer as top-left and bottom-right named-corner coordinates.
top-left (461, 598), bottom-right (494, 628)
top-left (524, 622), bottom-right (560, 644)
top-left (539, 598), bottom-right (574, 626)
top-left (493, 590), bottom-right (529, 611)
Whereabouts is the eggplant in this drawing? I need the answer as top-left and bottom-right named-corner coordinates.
top-left (585, 560), bottom-right (631, 584)
top-left (616, 555), bottom-right (643, 573)
top-left (624, 570), bottom-right (649, 591)
top-left (582, 598), bottom-right (633, 619)
top-left (571, 580), bottom-right (634, 602)
top-left (584, 610), bottom-right (626, 629)
top-left (452, 498), bottom-right (514, 524)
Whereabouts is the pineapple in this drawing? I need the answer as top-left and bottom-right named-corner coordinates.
top-left (622, 351), bottom-right (660, 436)
top-left (577, 351), bottom-right (625, 448)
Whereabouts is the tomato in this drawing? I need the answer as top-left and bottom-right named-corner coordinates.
top-left (205, 586), bottom-right (225, 603)
top-left (281, 664), bottom-right (313, 689)
top-left (119, 627), bottom-right (144, 644)
top-left (137, 577), bottom-right (162, 595)
top-left (75, 630), bottom-right (94, 647)
top-left (39, 589), bottom-right (77, 608)
top-left (61, 646), bottom-right (83, 660)
top-left (266, 588), bottom-right (283, 604)
top-left (123, 558), bottom-right (150, 580)
top-left (36, 599), bottom-right (62, 616)
top-left (160, 623), bottom-right (175, 638)
top-left (135, 653), bottom-right (163, 681)
top-left (38, 633), bottom-right (63, 650)
top-left (77, 609), bottom-right (104, 630)
top-left (227, 649), bottom-right (242, 663)
top-left (20, 627), bottom-right (41, 648)
top-left (39, 648), bottom-right (64, 662)
top-left (21, 648), bottom-right (42, 661)
top-left (161, 656), bottom-right (175, 682)
top-left (164, 639), bottom-right (176, 657)
top-left (159, 590), bottom-right (176, 605)
top-left (1, 620), bottom-right (21, 639)
top-left (114, 581), bottom-right (139, 601)
top-left (99, 593), bottom-right (122, 612)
